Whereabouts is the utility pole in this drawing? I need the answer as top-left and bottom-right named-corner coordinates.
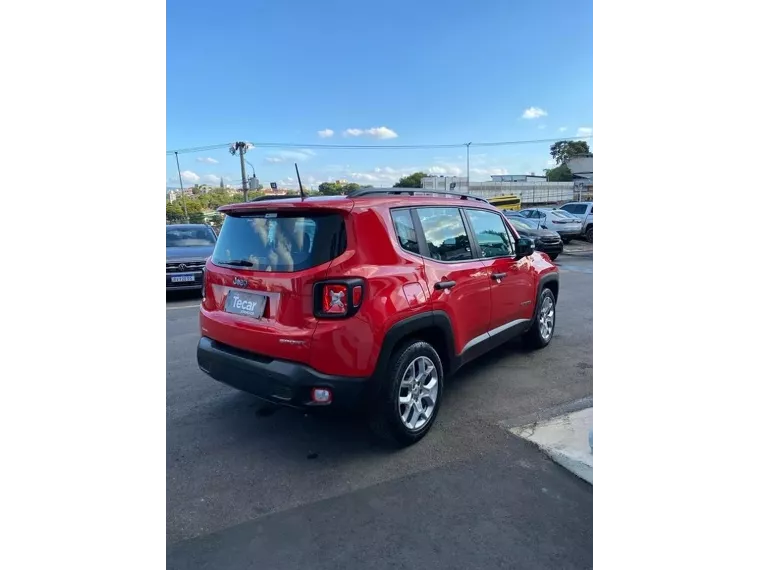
top-left (466, 142), bottom-right (471, 193)
top-left (229, 142), bottom-right (251, 201)
top-left (174, 151), bottom-right (189, 221)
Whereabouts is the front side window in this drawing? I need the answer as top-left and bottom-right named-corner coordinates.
top-left (465, 209), bottom-right (515, 258)
top-left (416, 207), bottom-right (473, 262)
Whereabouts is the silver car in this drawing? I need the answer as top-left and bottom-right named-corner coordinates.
top-left (519, 208), bottom-right (583, 243)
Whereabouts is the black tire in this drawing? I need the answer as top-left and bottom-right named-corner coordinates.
top-left (549, 252), bottom-right (560, 261)
top-left (586, 226), bottom-right (593, 243)
top-left (523, 287), bottom-right (557, 349)
top-left (369, 340), bottom-right (444, 447)
top-left (562, 237), bottom-right (572, 244)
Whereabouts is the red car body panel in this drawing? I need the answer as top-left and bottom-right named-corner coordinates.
top-left (200, 195), bottom-right (559, 382)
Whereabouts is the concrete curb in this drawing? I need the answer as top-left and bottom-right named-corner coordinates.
top-left (508, 406), bottom-right (593, 485)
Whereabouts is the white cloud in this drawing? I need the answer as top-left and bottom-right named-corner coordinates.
top-left (558, 126), bottom-right (568, 132)
top-left (202, 174), bottom-right (221, 185)
top-left (471, 167), bottom-right (509, 177)
top-left (265, 149), bottom-right (316, 163)
top-left (195, 157), bottom-right (219, 164)
top-left (576, 127), bottom-right (593, 137)
top-left (348, 165), bottom-right (416, 184)
top-left (180, 170), bottom-right (200, 183)
top-left (317, 128), bottom-right (334, 138)
top-left (427, 164), bottom-right (463, 177)
top-left (342, 126), bottom-right (399, 139)
top-left (521, 107), bottom-right (547, 119)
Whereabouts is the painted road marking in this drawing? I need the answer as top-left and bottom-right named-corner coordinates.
top-left (167, 304), bottom-right (201, 311)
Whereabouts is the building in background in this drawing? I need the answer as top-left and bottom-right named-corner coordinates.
top-left (566, 154), bottom-right (593, 198)
top-left (421, 176), bottom-right (469, 193)
top-left (490, 174), bottom-right (546, 183)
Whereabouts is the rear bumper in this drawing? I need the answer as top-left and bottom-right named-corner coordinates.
top-left (197, 336), bottom-right (371, 409)
top-left (556, 230), bottom-right (582, 238)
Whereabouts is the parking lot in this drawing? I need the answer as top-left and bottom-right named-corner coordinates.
top-left (167, 253), bottom-right (593, 568)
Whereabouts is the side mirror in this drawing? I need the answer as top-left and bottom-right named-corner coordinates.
top-left (515, 237), bottom-right (536, 259)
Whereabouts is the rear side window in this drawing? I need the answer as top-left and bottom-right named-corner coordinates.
top-left (390, 210), bottom-right (420, 254)
top-left (212, 213), bottom-right (346, 272)
top-left (416, 207), bottom-right (473, 262)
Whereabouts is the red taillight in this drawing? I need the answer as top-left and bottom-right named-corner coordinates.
top-left (315, 279), bottom-right (364, 318)
top-left (322, 284), bottom-right (348, 315)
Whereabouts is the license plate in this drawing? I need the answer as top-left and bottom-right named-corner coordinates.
top-left (225, 290), bottom-right (266, 319)
top-left (171, 274), bottom-right (195, 283)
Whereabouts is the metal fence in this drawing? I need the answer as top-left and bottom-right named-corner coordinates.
top-left (467, 182), bottom-right (580, 205)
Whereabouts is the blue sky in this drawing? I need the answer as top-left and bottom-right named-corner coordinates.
top-left (167, 0), bottom-right (592, 191)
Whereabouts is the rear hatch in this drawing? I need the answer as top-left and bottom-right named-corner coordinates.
top-left (200, 199), bottom-right (352, 364)
top-left (550, 210), bottom-right (582, 230)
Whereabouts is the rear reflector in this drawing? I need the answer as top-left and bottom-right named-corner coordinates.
top-left (352, 285), bottom-right (363, 307)
top-left (311, 388), bottom-right (332, 404)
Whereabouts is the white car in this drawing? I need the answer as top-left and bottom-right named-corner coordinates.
top-left (560, 201), bottom-right (593, 243)
top-left (519, 208), bottom-right (583, 243)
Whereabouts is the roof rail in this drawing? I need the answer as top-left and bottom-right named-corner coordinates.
top-left (346, 187), bottom-right (489, 204)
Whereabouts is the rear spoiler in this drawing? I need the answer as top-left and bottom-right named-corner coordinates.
top-left (250, 195), bottom-right (298, 202)
top-left (218, 196), bottom-right (354, 215)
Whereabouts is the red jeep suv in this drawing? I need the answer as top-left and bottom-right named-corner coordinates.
top-left (197, 189), bottom-right (559, 445)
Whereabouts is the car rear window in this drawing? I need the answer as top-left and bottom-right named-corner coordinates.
top-left (212, 212), bottom-right (346, 272)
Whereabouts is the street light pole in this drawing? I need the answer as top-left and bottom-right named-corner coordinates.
top-left (174, 151), bottom-right (188, 220)
top-left (466, 142), bottom-right (471, 192)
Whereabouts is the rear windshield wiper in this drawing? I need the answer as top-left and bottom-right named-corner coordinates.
top-left (220, 259), bottom-right (255, 267)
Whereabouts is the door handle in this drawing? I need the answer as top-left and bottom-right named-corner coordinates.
top-left (491, 272), bottom-right (507, 280)
top-left (434, 280), bottom-right (456, 290)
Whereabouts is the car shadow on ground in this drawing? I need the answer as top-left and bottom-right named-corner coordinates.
top-left (191, 337), bottom-right (533, 461)
top-left (166, 334), bottom-right (577, 543)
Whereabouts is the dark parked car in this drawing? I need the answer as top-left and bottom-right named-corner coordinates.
top-left (504, 214), bottom-right (563, 260)
top-left (166, 224), bottom-right (217, 291)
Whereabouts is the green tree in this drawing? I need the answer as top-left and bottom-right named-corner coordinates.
top-left (166, 201), bottom-right (186, 222)
top-left (393, 172), bottom-right (428, 188)
top-left (544, 163), bottom-right (574, 182)
top-left (318, 182), bottom-right (343, 195)
top-left (342, 182), bottom-right (360, 193)
top-left (549, 140), bottom-right (592, 165)
top-left (208, 213), bottom-right (224, 228)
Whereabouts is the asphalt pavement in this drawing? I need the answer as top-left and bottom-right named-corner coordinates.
top-left (166, 255), bottom-right (593, 568)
